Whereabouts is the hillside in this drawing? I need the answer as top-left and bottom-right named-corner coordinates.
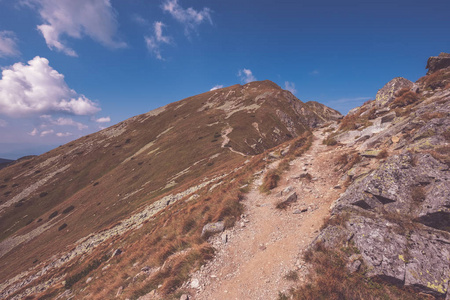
top-left (0, 159), bottom-right (13, 171)
top-left (0, 53), bottom-right (448, 300)
top-left (0, 80), bottom-right (340, 299)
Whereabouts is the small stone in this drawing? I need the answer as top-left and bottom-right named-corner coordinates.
top-left (112, 248), bottom-right (122, 257)
top-left (293, 207), bottom-right (308, 214)
top-left (86, 277), bottom-right (92, 284)
top-left (116, 286), bottom-right (123, 297)
top-left (141, 266), bottom-right (151, 273)
top-left (190, 279), bottom-right (200, 289)
top-left (347, 260), bottom-right (361, 274)
top-left (221, 233), bottom-right (228, 244)
top-left (391, 136), bottom-right (400, 143)
top-left (360, 149), bottom-right (382, 158)
top-left (180, 294), bottom-right (190, 300)
top-left (281, 186), bottom-right (293, 196)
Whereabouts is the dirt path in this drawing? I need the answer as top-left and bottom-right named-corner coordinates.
top-left (186, 127), bottom-right (346, 299)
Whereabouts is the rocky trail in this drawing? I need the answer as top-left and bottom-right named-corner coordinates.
top-left (184, 126), bottom-right (347, 299)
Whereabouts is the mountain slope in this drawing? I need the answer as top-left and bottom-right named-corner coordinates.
top-left (0, 80), bottom-right (340, 299)
top-left (299, 54), bottom-right (450, 299)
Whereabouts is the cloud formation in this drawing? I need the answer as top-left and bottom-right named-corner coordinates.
top-left (162, 0), bottom-right (212, 34)
top-left (56, 132), bottom-right (73, 137)
top-left (238, 69), bottom-right (256, 84)
top-left (40, 115), bottom-right (88, 130)
top-left (0, 56), bottom-right (100, 117)
top-left (40, 129), bottom-right (54, 137)
top-left (95, 116), bottom-right (111, 123)
top-left (28, 128), bottom-right (38, 136)
top-left (210, 85), bottom-right (223, 91)
top-left (145, 21), bottom-right (171, 60)
top-left (0, 119), bottom-right (7, 127)
top-left (284, 81), bottom-right (297, 94)
top-left (25, 0), bottom-right (125, 56)
top-left (0, 31), bottom-right (20, 58)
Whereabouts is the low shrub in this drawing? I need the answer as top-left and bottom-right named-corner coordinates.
top-left (322, 137), bottom-right (337, 146)
top-left (62, 205), bottom-right (75, 214)
top-left (390, 91), bottom-right (419, 108)
top-left (284, 270), bottom-right (299, 281)
top-left (376, 149), bottom-right (389, 159)
top-left (260, 170), bottom-right (280, 193)
top-left (48, 211), bottom-right (58, 220)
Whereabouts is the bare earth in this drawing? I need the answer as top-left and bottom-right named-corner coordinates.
top-left (186, 127), bottom-right (346, 299)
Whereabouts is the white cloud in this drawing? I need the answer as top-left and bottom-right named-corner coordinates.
top-left (210, 85), bottom-right (223, 91)
top-left (133, 14), bottom-right (149, 26)
top-left (28, 128), bottom-right (39, 136)
top-left (162, 0), bottom-right (212, 34)
top-left (24, 0), bottom-right (126, 56)
top-left (40, 115), bottom-right (88, 130)
top-left (0, 56), bottom-right (100, 117)
top-left (95, 116), bottom-right (110, 123)
top-left (309, 70), bottom-right (320, 76)
top-left (40, 129), bottom-right (54, 137)
top-left (145, 21), bottom-right (171, 60)
top-left (238, 68), bottom-right (256, 84)
top-left (0, 119), bottom-right (7, 127)
top-left (0, 31), bottom-right (20, 58)
top-left (284, 81), bottom-right (297, 94)
top-left (56, 132), bottom-right (73, 137)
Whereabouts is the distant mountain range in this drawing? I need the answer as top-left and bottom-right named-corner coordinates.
top-left (0, 159), bottom-right (13, 170)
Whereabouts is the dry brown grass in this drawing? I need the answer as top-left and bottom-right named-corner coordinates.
top-left (420, 112), bottom-right (446, 122)
top-left (411, 186), bottom-right (426, 203)
top-left (335, 151), bottom-right (360, 173)
top-left (426, 145), bottom-right (450, 167)
top-left (376, 149), bottom-right (389, 159)
top-left (390, 91), bottom-right (419, 108)
top-left (322, 136), bottom-right (338, 146)
top-left (292, 242), bottom-right (429, 300)
top-left (261, 169), bottom-right (281, 193)
top-left (418, 68), bottom-right (450, 90)
top-left (339, 113), bottom-right (359, 131)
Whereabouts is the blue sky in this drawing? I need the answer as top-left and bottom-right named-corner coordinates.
top-left (0, 0), bottom-right (449, 159)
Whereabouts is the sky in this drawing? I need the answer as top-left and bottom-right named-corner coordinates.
top-left (0, 0), bottom-right (449, 159)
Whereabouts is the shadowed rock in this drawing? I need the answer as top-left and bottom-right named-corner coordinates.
top-left (426, 52), bottom-right (450, 74)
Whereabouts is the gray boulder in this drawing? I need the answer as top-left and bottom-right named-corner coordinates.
top-left (346, 215), bottom-right (450, 296)
top-left (333, 153), bottom-right (450, 227)
top-left (201, 221), bottom-right (225, 238)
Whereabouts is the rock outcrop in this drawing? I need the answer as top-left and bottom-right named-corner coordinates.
top-left (375, 77), bottom-right (413, 107)
top-left (426, 52), bottom-right (450, 74)
top-left (315, 54), bottom-right (450, 298)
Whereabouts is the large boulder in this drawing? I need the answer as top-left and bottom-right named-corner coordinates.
top-left (201, 221), bottom-right (225, 238)
top-left (375, 77), bottom-right (413, 108)
top-left (346, 215), bottom-right (450, 296)
top-left (332, 153), bottom-right (450, 228)
top-left (426, 52), bottom-right (450, 74)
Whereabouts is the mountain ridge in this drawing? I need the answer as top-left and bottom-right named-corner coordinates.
top-left (0, 80), bottom-right (340, 299)
top-left (1, 53), bottom-right (449, 299)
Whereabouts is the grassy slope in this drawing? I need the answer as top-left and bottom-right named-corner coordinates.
top-left (0, 80), bottom-right (336, 292)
